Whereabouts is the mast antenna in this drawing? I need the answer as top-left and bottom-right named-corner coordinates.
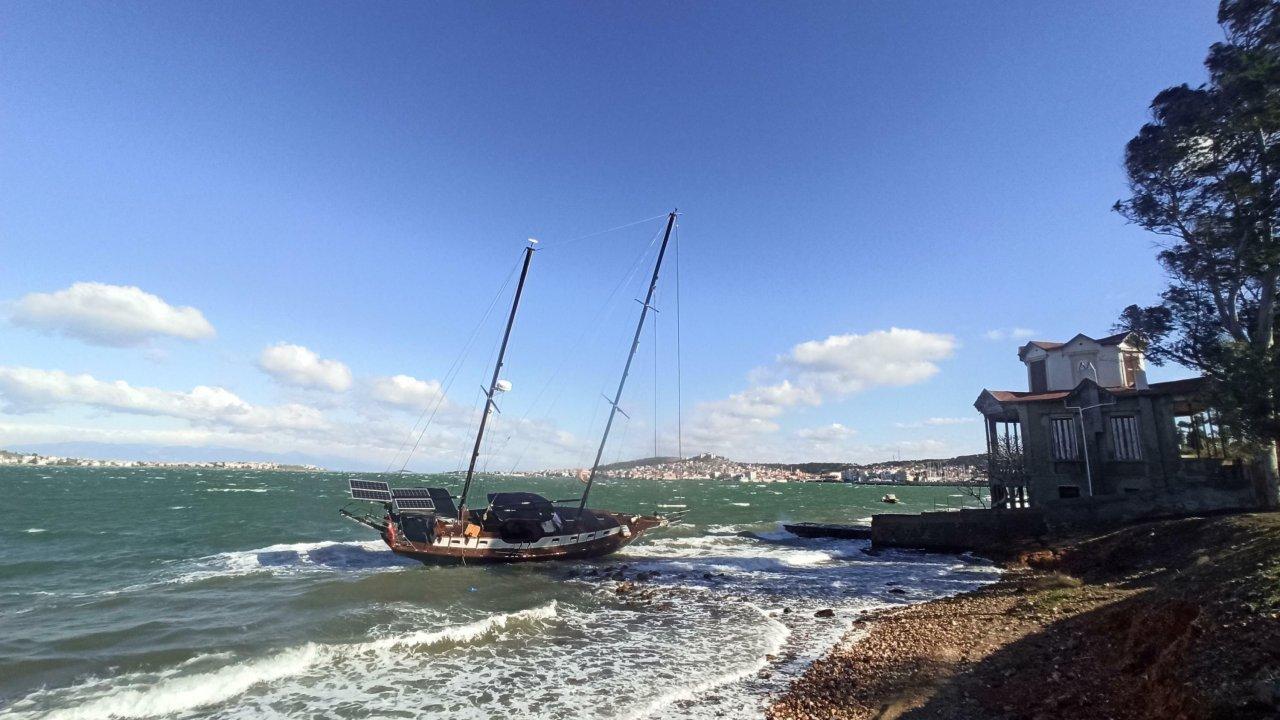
top-left (456, 240), bottom-right (536, 521)
top-left (578, 211), bottom-right (677, 517)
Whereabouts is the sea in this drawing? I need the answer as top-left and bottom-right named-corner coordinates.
top-left (0, 467), bottom-right (998, 720)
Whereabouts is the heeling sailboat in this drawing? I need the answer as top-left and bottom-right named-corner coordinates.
top-left (340, 211), bottom-right (684, 564)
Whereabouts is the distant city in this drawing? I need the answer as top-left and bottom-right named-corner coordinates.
top-left (0, 447), bottom-right (984, 484)
top-left (0, 449), bottom-right (323, 472)
top-left (524, 452), bottom-right (986, 486)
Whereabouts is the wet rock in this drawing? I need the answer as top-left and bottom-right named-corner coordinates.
top-left (783, 607), bottom-right (792, 614)
top-left (702, 572), bottom-right (715, 580)
top-left (888, 587), bottom-right (908, 595)
top-left (615, 581), bottom-right (635, 595)
top-left (815, 608), bottom-right (836, 618)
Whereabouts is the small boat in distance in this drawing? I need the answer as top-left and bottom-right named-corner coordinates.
top-left (881, 493), bottom-right (899, 504)
top-left (340, 213), bottom-right (685, 564)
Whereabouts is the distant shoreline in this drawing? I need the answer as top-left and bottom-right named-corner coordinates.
top-left (0, 451), bottom-right (323, 472)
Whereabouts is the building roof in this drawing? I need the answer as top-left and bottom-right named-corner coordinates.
top-left (1017, 331), bottom-right (1137, 360)
top-left (976, 376), bottom-right (1206, 410)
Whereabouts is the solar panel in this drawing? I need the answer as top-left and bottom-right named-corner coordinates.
top-left (348, 479), bottom-right (391, 502)
top-left (352, 489), bottom-right (392, 501)
top-left (391, 488), bottom-right (433, 498)
top-left (394, 498), bottom-right (436, 512)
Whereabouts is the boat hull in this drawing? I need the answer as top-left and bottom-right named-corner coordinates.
top-left (386, 512), bottom-right (665, 566)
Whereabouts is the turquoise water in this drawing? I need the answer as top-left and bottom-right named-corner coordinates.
top-left (0, 467), bottom-right (995, 719)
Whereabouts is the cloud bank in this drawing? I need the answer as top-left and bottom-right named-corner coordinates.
top-left (689, 327), bottom-right (957, 457)
top-left (10, 282), bottom-right (215, 347)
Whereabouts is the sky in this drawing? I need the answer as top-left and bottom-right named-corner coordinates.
top-left (0, 1), bottom-right (1224, 470)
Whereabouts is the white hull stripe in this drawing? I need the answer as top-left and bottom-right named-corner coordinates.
top-left (428, 525), bottom-right (625, 551)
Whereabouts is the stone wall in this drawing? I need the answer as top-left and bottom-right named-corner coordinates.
top-left (870, 485), bottom-right (1260, 553)
top-left (870, 508), bottom-right (1048, 553)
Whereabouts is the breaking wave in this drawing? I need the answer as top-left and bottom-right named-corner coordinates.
top-left (2, 603), bottom-right (560, 720)
top-left (176, 540), bottom-right (416, 584)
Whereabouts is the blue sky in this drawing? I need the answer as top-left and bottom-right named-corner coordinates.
top-left (0, 1), bottom-right (1221, 469)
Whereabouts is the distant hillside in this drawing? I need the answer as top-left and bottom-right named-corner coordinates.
top-left (597, 456), bottom-right (682, 472)
top-left (867, 453), bottom-right (986, 468)
top-left (756, 462), bottom-right (856, 475)
top-left (594, 453), bottom-right (984, 475)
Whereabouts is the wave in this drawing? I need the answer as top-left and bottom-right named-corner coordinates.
top-left (9, 644), bottom-right (324, 720)
top-left (203, 488), bottom-right (268, 493)
top-left (23, 528), bottom-right (46, 534)
top-left (359, 601), bottom-right (558, 654)
top-left (176, 540), bottom-right (415, 583)
top-left (625, 532), bottom-right (852, 570)
top-left (3, 602), bottom-right (560, 720)
top-left (625, 603), bottom-right (790, 718)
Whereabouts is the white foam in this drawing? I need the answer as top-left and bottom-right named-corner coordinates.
top-left (5, 603), bottom-right (560, 720)
top-left (203, 488), bottom-right (268, 493)
top-left (175, 540), bottom-right (412, 584)
top-left (24, 528), bottom-right (46, 533)
top-left (625, 603), bottom-right (789, 718)
top-left (360, 601), bottom-right (558, 654)
top-left (9, 645), bottom-right (324, 720)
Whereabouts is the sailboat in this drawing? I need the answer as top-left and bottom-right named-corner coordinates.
top-left (340, 212), bottom-right (684, 564)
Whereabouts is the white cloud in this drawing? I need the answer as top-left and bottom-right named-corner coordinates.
top-left (786, 328), bottom-right (957, 394)
top-left (258, 343), bottom-right (352, 392)
top-left (895, 416), bottom-right (978, 428)
top-left (0, 366), bottom-right (327, 432)
top-left (9, 282), bottom-right (215, 347)
top-left (687, 328), bottom-right (957, 458)
top-left (984, 327), bottom-right (1036, 341)
top-left (370, 374), bottom-right (445, 410)
top-left (795, 423), bottom-right (857, 441)
top-left (0, 362), bottom-right (592, 471)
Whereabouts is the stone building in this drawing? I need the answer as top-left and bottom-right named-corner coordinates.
top-left (973, 332), bottom-right (1259, 520)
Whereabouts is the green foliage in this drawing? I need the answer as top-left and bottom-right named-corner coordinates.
top-left (1114, 0), bottom-right (1280, 450)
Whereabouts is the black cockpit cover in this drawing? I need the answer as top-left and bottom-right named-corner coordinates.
top-left (425, 488), bottom-right (459, 518)
top-left (486, 492), bottom-right (555, 523)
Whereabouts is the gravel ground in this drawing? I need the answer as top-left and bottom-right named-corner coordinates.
top-left (766, 513), bottom-right (1280, 720)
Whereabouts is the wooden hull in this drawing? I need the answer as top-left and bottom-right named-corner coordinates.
top-left (386, 511), bottom-right (665, 566)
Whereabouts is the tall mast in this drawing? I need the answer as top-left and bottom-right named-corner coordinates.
top-left (457, 242), bottom-right (536, 520)
top-left (578, 211), bottom-right (677, 516)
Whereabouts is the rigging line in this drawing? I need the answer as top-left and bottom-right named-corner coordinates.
top-left (653, 295), bottom-right (659, 458)
top-left (455, 385), bottom-right (486, 474)
top-left (675, 221), bottom-right (683, 465)
top-left (391, 251), bottom-right (524, 473)
top-left (515, 221), bottom-right (664, 421)
top-left (505, 220), bottom-right (667, 473)
top-left (464, 315), bottom-right (509, 475)
top-left (386, 251), bottom-right (522, 472)
top-left (537, 213), bottom-right (669, 250)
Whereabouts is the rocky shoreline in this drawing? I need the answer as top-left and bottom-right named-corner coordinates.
top-left (766, 513), bottom-right (1280, 720)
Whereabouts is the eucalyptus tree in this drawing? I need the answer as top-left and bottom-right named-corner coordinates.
top-left (1114, 0), bottom-right (1280, 507)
